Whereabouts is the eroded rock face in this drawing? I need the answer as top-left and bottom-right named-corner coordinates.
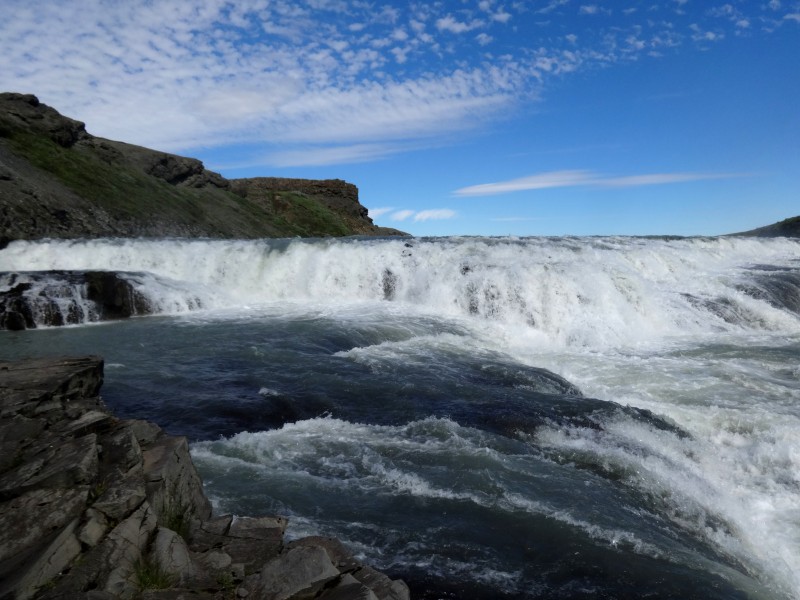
top-left (0, 93), bottom-right (88, 148)
top-left (0, 271), bottom-right (153, 330)
top-left (0, 356), bottom-right (409, 600)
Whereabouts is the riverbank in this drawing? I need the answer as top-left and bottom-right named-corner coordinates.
top-left (0, 355), bottom-right (409, 600)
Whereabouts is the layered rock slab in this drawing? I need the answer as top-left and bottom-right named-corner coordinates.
top-left (0, 355), bottom-right (408, 600)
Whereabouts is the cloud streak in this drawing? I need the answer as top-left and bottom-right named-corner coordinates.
top-left (0, 0), bottom-right (792, 167)
top-left (453, 170), bottom-right (740, 196)
top-left (385, 209), bottom-right (457, 222)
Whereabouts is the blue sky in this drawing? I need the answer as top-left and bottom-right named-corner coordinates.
top-left (1, 1), bottom-right (798, 236)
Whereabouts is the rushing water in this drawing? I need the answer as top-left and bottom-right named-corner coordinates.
top-left (1, 236), bottom-right (799, 599)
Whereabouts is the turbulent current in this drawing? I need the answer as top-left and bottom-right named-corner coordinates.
top-left (2, 236), bottom-right (799, 599)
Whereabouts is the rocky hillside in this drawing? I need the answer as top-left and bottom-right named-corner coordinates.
top-left (0, 93), bottom-right (405, 247)
top-left (0, 356), bottom-right (409, 600)
top-left (732, 215), bottom-right (800, 238)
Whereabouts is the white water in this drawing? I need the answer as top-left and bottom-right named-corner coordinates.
top-left (3, 235), bottom-right (800, 597)
top-left (2, 236), bottom-right (799, 346)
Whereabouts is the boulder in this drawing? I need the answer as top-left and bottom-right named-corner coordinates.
top-left (319, 574), bottom-right (379, 600)
top-left (98, 501), bottom-right (159, 598)
top-left (222, 516), bottom-right (287, 573)
top-left (153, 527), bottom-right (195, 585)
top-left (0, 356), bottom-right (409, 599)
top-left (245, 545), bottom-right (340, 600)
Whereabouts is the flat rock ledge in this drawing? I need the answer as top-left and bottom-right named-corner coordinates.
top-left (0, 356), bottom-right (409, 600)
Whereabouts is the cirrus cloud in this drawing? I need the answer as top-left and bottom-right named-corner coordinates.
top-left (453, 170), bottom-right (743, 196)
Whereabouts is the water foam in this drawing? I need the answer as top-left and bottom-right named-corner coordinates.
top-left (3, 236), bottom-right (799, 345)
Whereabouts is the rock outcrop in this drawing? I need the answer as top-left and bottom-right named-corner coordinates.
top-left (0, 356), bottom-right (409, 600)
top-left (0, 92), bottom-right (407, 246)
top-left (229, 178), bottom-right (407, 238)
top-left (732, 215), bottom-right (800, 238)
top-left (0, 271), bottom-right (156, 330)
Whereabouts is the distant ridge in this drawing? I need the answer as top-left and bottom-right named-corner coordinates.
top-left (732, 216), bottom-right (800, 238)
top-left (0, 92), bottom-right (406, 247)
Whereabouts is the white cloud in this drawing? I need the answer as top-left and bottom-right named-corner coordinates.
top-left (0, 0), bottom-right (788, 169)
top-left (391, 210), bottom-right (416, 221)
top-left (492, 10), bottom-right (512, 24)
top-left (264, 143), bottom-right (405, 167)
top-left (368, 207), bottom-right (395, 218)
top-left (596, 172), bottom-right (736, 187)
top-left (414, 209), bottom-right (457, 221)
top-left (436, 15), bottom-right (484, 33)
top-left (690, 23), bottom-right (724, 42)
top-left (454, 170), bottom-right (595, 196)
top-left (453, 170), bottom-right (740, 196)
top-left (380, 208), bottom-right (458, 222)
top-left (490, 216), bottom-right (537, 222)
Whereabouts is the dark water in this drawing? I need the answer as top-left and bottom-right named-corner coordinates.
top-left (2, 235), bottom-right (800, 598)
top-left (0, 311), bottom-right (786, 600)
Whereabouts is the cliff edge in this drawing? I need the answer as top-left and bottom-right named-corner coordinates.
top-left (731, 215), bottom-right (800, 238)
top-left (0, 93), bottom-right (406, 246)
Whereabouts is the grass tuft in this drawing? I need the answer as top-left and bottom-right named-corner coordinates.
top-left (134, 557), bottom-right (175, 590)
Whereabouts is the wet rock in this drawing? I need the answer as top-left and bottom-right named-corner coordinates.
top-left (222, 516), bottom-right (287, 573)
top-left (289, 537), bottom-right (410, 600)
top-left (319, 574), bottom-right (379, 600)
top-left (0, 271), bottom-right (155, 330)
top-left (189, 514), bottom-right (233, 552)
top-left (84, 271), bottom-right (151, 320)
top-left (246, 545), bottom-right (340, 600)
top-left (0, 356), bottom-right (408, 600)
top-left (349, 566), bottom-right (411, 600)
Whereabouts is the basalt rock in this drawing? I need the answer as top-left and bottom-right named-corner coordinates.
top-left (0, 356), bottom-right (409, 600)
top-left (0, 93), bottom-right (88, 149)
top-left (733, 215), bottom-right (800, 238)
top-left (0, 270), bottom-right (153, 330)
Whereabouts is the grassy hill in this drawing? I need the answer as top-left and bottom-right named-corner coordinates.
top-left (732, 216), bottom-right (800, 238)
top-left (0, 93), bottom-right (405, 247)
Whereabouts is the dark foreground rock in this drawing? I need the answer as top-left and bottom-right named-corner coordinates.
top-left (0, 356), bottom-right (409, 600)
top-left (731, 215), bottom-right (800, 238)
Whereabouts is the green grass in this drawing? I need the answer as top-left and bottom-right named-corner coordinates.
top-left (3, 124), bottom-right (370, 239)
top-left (270, 192), bottom-right (353, 237)
top-left (8, 131), bottom-right (203, 219)
top-left (134, 557), bottom-right (175, 590)
top-left (161, 499), bottom-right (191, 539)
